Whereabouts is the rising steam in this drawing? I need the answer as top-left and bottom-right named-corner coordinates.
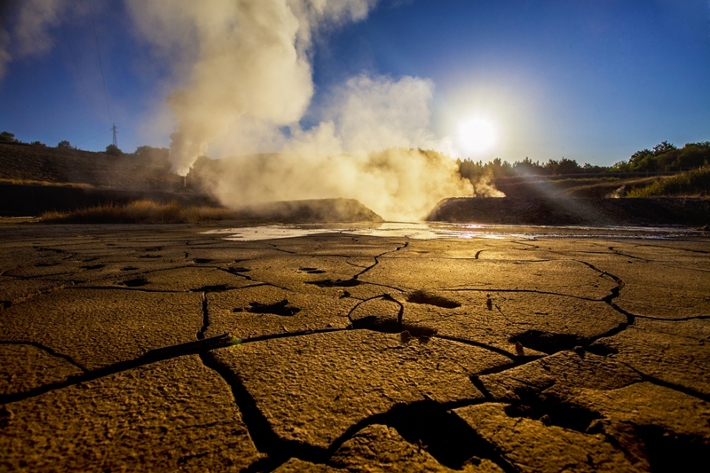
top-left (0, 0), bottom-right (471, 221)
top-left (127, 0), bottom-right (379, 176)
top-left (0, 0), bottom-right (70, 79)
top-left (126, 0), bottom-right (471, 220)
top-left (471, 172), bottom-right (506, 198)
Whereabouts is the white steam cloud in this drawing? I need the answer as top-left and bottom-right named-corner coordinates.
top-left (128, 0), bottom-right (469, 220)
top-left (127, 0), bottom-right (379, 176)
top-left (0, 0), bottom-right (69, 79)
top-left (1, 1), bottom-right (470, 220)
top-left (0, 27), bottom-right (10, 79)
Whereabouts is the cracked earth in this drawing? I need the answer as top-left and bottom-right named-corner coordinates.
top-left (1, 223), bottom-right (709, 472)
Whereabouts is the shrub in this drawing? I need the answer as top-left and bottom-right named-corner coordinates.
top-left (105, 144), bottom-right (123, 156)
top-left (40, 200), bottom-right (235, 224)
top-left (627, 166), bottom-right (710, 197)
top-left (0, 131), bottom-right (16, 142)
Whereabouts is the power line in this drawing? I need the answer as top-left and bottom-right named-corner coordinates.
top-left (59, 22), bottom-right (100, 122)
top-left (89, 0), bottom-right (113, 125)
top-left (75, 129), bottom-right (111, 147)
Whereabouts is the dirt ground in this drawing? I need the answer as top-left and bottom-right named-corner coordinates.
top-left (1, 223), bottom-right (709, 472)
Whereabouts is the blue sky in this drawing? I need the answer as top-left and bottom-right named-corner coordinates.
top-left (1, 0), bottom-right (708, 166)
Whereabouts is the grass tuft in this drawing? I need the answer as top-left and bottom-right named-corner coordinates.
top-left (627, 166), bottom-right (710, 197)
top-left (0, 178), bottom-right (92, 188)
top-left (40, 200), bottom-right (235, 224)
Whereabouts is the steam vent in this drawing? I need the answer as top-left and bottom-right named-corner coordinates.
top-left (1, 222), bottom-right (709, 471)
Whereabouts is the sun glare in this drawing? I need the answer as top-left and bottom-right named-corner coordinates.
top-left (457, 117), bottom-right (499, 156)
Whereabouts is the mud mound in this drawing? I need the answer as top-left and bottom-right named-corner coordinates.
top-left (427, 197), bottom-right (710, 226)
top-left (233, 198), bottom-right (383, 223)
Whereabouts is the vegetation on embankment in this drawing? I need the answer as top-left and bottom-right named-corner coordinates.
top-left (39, 198), bottom-right (383, 224)
top-left (627, 166), bottom-right (710, 197)
top-left (3, 133), bottom-right (710, 223)
top-left (453, 141), bottom-right (709, 198)
top-left (0, 178), bottom-right (92, 188)
top-left (0, 184), bottom-right (220, 217)
top-left (40, 201), bottom-right (235, 224)
top-left (457, 141), bottom-right (710, 180)
top-left (0, 141), bottom-right (181, 190)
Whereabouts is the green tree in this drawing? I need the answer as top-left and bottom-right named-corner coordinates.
top-left (134, 145), bottom-right (169, 165)
top-left (611, 160), bottom-right (631, 172)
top-left (57, 140), bottom-right (72, 149)
top-left (105, 144), bottom-right (123, 156)
top-left (543, 159), bottom-right (559, 175)
top-left (513, 157), bottom-right (544, 175)
top-left (554, 158), bottom-right (581, 175)
top-left (629, 149), bottom-right (653, 169)
top-left (676, 142), bottom-right (710, 170)
top-left (653, 141), bottom-right (676, 156)
top-left (0, 131), bottom-right (16, 142)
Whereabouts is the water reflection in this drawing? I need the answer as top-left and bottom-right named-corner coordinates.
top-left (205, 222), bottom-right (700, 241)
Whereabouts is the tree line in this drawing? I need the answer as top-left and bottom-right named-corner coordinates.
top-left (0, 131), bottom-right (170, 163)
top-left (458, 141), bottom-right (710, 180)
top-left (2, 130), bottom-right (708, 178)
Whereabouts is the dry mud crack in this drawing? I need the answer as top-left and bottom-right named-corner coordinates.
top-left (1, 224), bottom-right (709, 472)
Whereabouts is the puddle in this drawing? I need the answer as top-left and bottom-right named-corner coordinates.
top-left (204, 226), bottom-right (338, 241)
top-left (205, 222), bottom-right (700, 241)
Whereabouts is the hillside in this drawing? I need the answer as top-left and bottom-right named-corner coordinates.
top-left (0, 143), bottom-right (216, 216)
top-left (0, 142), bottom-right (181, 190)
top-left (492, 175), bottom-right (667, 198)
top-left (427, 196), bottom-right (710, 226)
top-left (0, 144), bottom-right (385, 222)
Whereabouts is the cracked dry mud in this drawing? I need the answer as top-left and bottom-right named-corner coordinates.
top-left (1, 224), bottom-right (709, 472)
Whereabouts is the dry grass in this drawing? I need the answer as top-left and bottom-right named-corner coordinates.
top-left (627, 166), bottom-right (710, 197)
top-left (0, 142), bottom-right (181, 190)
top-left (0, 178), bottom-right (93, 188)
top-left (40, 200), bottom-right (236, 224)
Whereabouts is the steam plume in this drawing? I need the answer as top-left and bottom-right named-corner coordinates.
top-left (128, 0), bottom-right (470, 220)
top-left (1, 0), bottom-right (472, 220)
top-left (127, 0), bottom-right (376, 176)
top-left (471, 172), bottom-right (506, 198)
top-left (0, 0), bottom-right (69, 79)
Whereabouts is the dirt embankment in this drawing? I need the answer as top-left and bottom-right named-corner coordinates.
top-left (0, 142), bottom-right (181, 189)
top-left (427, 197), bottom-right (710, 226)
top-left (0, 184), bottom-right (220, 217)
top-left (232, 199), bottom-right (383, 223)
top-left (0, 143), bottom-right (217, 216)
top-left (492, 175), bottom-right (666, 198)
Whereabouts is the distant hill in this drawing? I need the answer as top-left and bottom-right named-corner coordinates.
top-left (493, 175), bottom-right (666, 198)
top-left (0, 142), bottom-right (181, 190)
top-left (0, 142), bottom-right (219, 216)
top-left (0, 144), bottom-right (385, 223)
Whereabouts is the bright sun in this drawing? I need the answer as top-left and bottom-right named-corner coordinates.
top-left (456, 117), bottom-right (499, 156)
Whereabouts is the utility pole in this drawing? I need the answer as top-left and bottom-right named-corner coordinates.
top-left (111, 124), bottom-right (118, 147)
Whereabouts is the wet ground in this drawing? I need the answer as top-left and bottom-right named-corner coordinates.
top-left (1, 222), bottom-right (709, 472)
